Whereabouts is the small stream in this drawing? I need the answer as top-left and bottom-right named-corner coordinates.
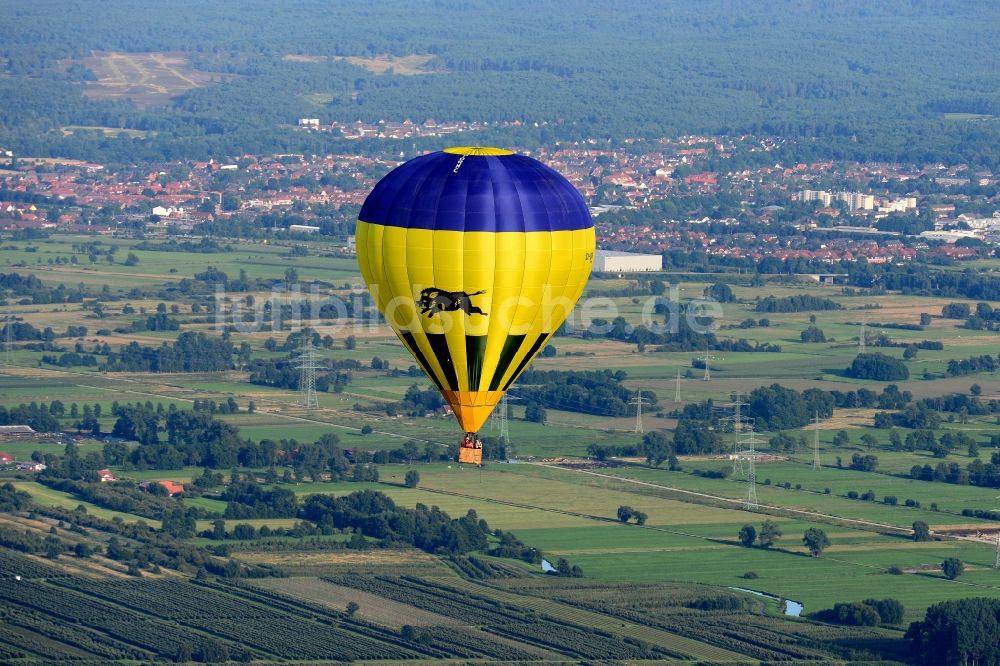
top-left (729, 587), bottom-right (804, 617)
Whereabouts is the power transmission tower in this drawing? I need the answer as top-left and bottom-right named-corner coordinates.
top-left (699, 352), bottom-right (716, 381)
top-left (995, 531), bottom-right (1000, 569)
top-left (674, 368), bottom-right (684, 403)
top-left (859, 318), bottom-right (866, 352)
top-left (630, 390), bottom-right (650, 434)
top-left (491, 392), bottom-right (521, 458)
top-left (497, 393), bottom-right (510, 447)
top-left (744, 428), bottom-right (759, 511)
top-left (724, 395), bottom-right (747, 478)
top-left (295, 339), bottom-right (320, 409)
top-left (812, 410), bottom-right (822, 470)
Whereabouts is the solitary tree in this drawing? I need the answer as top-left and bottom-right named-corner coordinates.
top-left (524, 401), bottom-right (547, 424)
top-left (404, 470), bottom-right (420, 488)
top-left (758, 520), bottom-right (782, 549)
top-left (705, 282), bottom-right (735, 303)
top-left (633, 511), bottom-right (648, 525)
top-left (739, 524), bottom-right (757, 548)
top-left (641, 431), bottom-right (672, 467)
top-left (912, 521), bottom-right (931, 542)
top-left (941, 557), bottom-right (964, 580)
top-left (346, 601), bottom-right (360, 617)
top-left (617, 505), bottom-right (635, 523)
top-left (803, 528), bottom-right (830, 557)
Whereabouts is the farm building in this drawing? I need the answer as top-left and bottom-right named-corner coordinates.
top-left (139, 480), bottom-right (185, 496)
top-left (0, 452), bottom-right (12, 463)
top-left (594, 250), bottom-right (662, 272)
top-left (0, 425), bottom-right (38, 441)
top-left (97, 469), bottom-right (115, 482)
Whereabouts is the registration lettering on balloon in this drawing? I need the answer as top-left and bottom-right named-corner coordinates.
top-left (417, 287), bottom-right (488, 318)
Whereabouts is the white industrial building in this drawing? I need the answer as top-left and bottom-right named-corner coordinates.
top-left (594, 250), bottom-right (662, 272)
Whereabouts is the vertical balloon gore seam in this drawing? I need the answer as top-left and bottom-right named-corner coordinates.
top-left (465, 335), bottom-right (488, 392)
top-left (489, 334), bottom-right (527, 392)
top-left (399, 330), bottom-right (444, 392)
top-left (425, 332), bottom-right (459, 391)
top-left (502, 333), bottom-right (550, 392)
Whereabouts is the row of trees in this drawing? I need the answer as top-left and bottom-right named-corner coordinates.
top-left (945, 353), bottom-right (999, 377)
top-left (739, 522), bottom-right (827, 556)
top-left (516, 369), bottom-right (647, 417)
top-left (102, 332), bottom-right (235, 372)
top-left (0, 271), bottom-right (91, 304)
top-left (909, 452), bottom-right (1000, 489)
top-left (815, 598), bottom-right (904, 626)
top-left (300, 490), bottom-right (543, 562)
top-left (578, 313), bottom-right (780, 354)
top-left (754, 295), bottom-right (841, 313)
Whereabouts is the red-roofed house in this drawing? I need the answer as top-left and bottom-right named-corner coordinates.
top-left (684, 173), bottom-right (718, 186)
top-left (139, 480), bottom-right (184, 496)
top-left (0, 452), bottom-right (13, 463)
top-left (97, 469), bottom-right (115, 482)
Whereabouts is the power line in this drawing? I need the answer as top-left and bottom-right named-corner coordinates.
top-left (629, 390), bottom-right (650, 434)
top-left (294, 338), bottom-right (320, 409)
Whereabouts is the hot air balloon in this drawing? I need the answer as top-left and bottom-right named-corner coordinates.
top-left (357, 146), bottom-right (594, 464)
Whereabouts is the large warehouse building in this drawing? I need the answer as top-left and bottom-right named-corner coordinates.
top-left (594, 250), bottom-right (663, 272)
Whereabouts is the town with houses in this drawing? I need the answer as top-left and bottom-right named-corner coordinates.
top-left (2, 125), bottom-right (999, 268)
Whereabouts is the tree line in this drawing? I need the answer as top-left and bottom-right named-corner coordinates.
top-left (101, 332), bottom-right (235, 372)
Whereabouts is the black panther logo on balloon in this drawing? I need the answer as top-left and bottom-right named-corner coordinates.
top-left (417, 288), bottom-right (488, 318)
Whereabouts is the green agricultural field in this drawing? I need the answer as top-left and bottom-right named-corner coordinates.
top-left (376, 464), bottom-right (1000, 619)
top-left (0, 439), bottom-right (100, 459)
top-left (9, 481), bottom-right (160, 526)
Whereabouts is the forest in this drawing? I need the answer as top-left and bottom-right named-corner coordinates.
top-left (3, 1), bottom-right (1000, 165)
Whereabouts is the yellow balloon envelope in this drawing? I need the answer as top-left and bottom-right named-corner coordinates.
top-left (357, 146), bottom-right (595, 444)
